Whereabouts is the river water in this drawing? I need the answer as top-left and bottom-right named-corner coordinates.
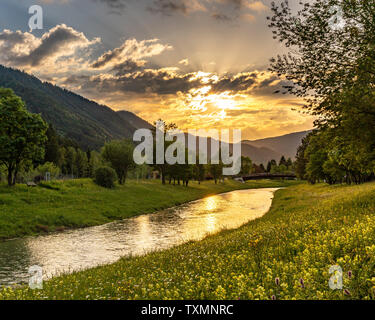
top-left (0, 188), bottom-right (278, 286)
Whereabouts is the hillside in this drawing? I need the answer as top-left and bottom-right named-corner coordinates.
top-left (240, 143), bottom-right (283, 165)
top-left (0, 65), bottom-right (142, 150)
top-left (117, 110), bottom-right (153, 130)
top-left (243, 130), bottom-right (311, 160)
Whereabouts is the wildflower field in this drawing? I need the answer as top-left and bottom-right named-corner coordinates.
top-left (2, 181), bottom-right (375, 300)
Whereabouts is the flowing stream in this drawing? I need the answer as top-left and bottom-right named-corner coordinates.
top-left (0, 188), bottom-right (278, 286)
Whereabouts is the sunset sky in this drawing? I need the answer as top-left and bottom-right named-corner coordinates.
top-left (0, 0), bottom-right (315, 140)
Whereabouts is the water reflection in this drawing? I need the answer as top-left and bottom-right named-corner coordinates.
top-left (0, 188), bottom-right (278, 286)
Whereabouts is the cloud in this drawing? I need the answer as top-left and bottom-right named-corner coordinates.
top-left (147, 0), bottom-right (206, 15)
top-left (244, 1), bottom-right (268, 12)
top-left (91, 38), bottom-right (172, 69)
top-left (0, 21), bottom-right (313, 140)
top-left (147, 0), bottom-right (267, 22)
top-left (0, 24), bottom-right (99, 69)
top-left (179, 58), bottom-right (189, 66)
top-left (209, 73), bottom-right (258, 93)
top-left (211, 12), bottom-right (232, 22)
top-left (111, 59), bottom-right (146, 75)
top-left (91, 0), bottom-right (129, 14)
top-left (92, 0), bottom-right (128, 9)
top-left (80, 69), bottom-right (201, 95)
top-left (241, 13), bottom-right (255, 22)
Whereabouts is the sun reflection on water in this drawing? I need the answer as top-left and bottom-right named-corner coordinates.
top-left (0, 188), bottom-right (279, 286)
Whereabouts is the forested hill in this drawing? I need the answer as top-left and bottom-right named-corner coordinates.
top-left (0, 65), bottom-right (142, 150)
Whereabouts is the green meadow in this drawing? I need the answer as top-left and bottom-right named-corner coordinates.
top-left (0, 179), bottom-right (296, 240)
top-left (2, 181), bottom-right (375, 300)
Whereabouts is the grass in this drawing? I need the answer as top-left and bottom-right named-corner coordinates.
top-left (2, 181), bottom-right (375, 300)
top-left (0, 178), bottom-right (297, 240)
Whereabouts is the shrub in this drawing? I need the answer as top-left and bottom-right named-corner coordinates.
top-left (94, 166), bottom-right (117, 188)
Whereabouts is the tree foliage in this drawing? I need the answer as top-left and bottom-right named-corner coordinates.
top-left (270, 0), bottom-right (375, 184)
top-left (94, 166), bottom-right (117, 189)
top-left (102, 140), bottom-right (135, 185)
top-left (0, 88), bottom-right (47, 186)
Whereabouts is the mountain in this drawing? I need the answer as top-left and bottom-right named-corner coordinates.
top-left (117, 111), bottom-right (153, 130)
top-left (0, 65), bottom-right (310, 160)
top-left (183, 134), bottom-right (284, 165)
top-left (240, 143), bottom-right (283, 165)
top-left (243, 130), bottom-right (311, 161)
top-left (0, 65), bottom-right (146, 150)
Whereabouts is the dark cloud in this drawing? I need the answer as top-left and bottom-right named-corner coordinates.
top-left (0, 25), bottom-right (94, 68)
top-left (210, 73), bottom-right (258, 93)
top-left (211, 12), bottom-right (232, 22)
top-left (91, 0), bottom-right (129, 13)
top-left (72, 69), bottom-right (285, 99)
top-left (147, 0), bottom-right (189, 15)
top-left (111, 59), bottom-right (145, 75)
top-left (90, 38), bottom-right (171, 69)
top-left (82, 70), bottom-right (202, 95)
top-left (259, 75), bottom-right (278, 88)
top-left (0, 31), bottom-right (32, 48)
top-left (147, 0), bottom-right (265, 22)
top-left (22, 26), bottom-right (88, 66)
top-left (91, 45), bottom-right (124, 68)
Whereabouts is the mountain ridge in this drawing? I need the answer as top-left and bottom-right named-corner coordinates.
top-left (0, 65), bottom-right (140, 149)
top-left (243, 130), bottom-right (311, 160)
top-left (0, 64), bottom-right (309, 161)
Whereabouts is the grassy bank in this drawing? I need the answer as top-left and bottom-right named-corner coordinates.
top-left (0, 178), bottom-right (296, 240)
top-left (2, 181), bottom-right (375, 300)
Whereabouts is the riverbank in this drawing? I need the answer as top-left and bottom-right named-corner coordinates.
top-left (3, 181), bottom-right (375, 300)
top-left (0, 179), bottom-right (297, 240)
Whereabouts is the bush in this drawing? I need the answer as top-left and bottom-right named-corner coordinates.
top-left (94, 166), bottom-right (117, 188)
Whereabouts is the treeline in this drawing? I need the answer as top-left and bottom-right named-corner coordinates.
top-left (1, 88), bottom-right (296, 187)
top-left (269, 0), bottom-right (375, 185)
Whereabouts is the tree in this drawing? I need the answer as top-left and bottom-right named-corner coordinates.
top-left (151, 119), bottom-right (178, 185)
top-left (259, 163), bottom-right (266, 173)
top-left (269, 1), bottom-right (375, 184)
top-left (269, 0), bottom-right (375, 118)
top-left (286, 158), bottom-right (293, 169)
top-left (65, 147), bottom-right (76, 177)
top-left (266, 161), bottom-right (272, 173)
top-left (305, 132), bottom-right (329, 184)
top-left (295, 133), bottom-right (312, 180)
top-left (44, 125), bottom-right (60, 165)
top-left (279, 156), bottom-right (287, 167)
top-left (102, 139), bottom-right (135, 185)
top-left (0, 88), bottom-right (47, 186)
top-left (194, 163), bottom-right (206, 184)
top-left (209, 162), bottom-right (223, 184)
top-left (75, 149), bottom-right (88, 178)
top-left (88, 150), bottom-right (102, 178)
top-left (240, 156), bottom-right (253, 175)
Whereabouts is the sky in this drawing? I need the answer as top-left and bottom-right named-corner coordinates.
top-left (0, 0), bottom-right (315, 140)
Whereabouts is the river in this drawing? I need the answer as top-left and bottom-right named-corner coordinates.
top-left (0, 188), bottom-right (278, 286)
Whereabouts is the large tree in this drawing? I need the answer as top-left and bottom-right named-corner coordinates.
top-left (269, 0), bottom-right (375, 118)
top-left (151, 119), bottom-right (178, 185)
top-left (0, 88), bottom-right (47, 186)
top-left (102, 139), bottom-right (135, 185)
top-left (270, 0), bottom-right (375, 184)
